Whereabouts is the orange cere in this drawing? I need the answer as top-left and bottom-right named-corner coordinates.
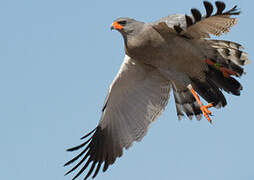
top-left (111, 21), bottom-right (123, 30)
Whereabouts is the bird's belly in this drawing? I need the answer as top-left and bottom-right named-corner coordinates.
top-left (156, 38), bottom-right (207, 77)
top-left (126, 32), bottom-right (207, 81)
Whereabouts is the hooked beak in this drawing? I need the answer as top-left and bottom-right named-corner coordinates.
top-left (110, 21), bottom-right (123, 30)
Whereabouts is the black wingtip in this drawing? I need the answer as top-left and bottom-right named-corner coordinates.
top-left (64, 159), bottom-right (73, 167)
top-left (214, 1), bottom-right (240, 16)
top-left (215, 1), bottom-right (226, 15)
top-left (185, 15), bottom-right (193, 27)
top-left (92, 162), bottom-right (102, 179)
top-left (66, 147), bottom-right (79, 152)
top-left (191, 8), bottom-right (202, 22)
top-left (64, 126), bottom-right (115, 180)
top-left (80, 128), bottom-right (96, 140)
top-left (66, 137), bottom-right (92, 152)
top-left (64, 170), bottom-right (71, 176)
top-left (66, 144), bottom-right (85, 152)
top-left (203, 1), bottom-right (238, 16)
top-left (64, 162), bottom-right (70, 167)
top-left (203, 1), bottom-right (213, 17)
top-left (223, 5), bottom-right (241, 15)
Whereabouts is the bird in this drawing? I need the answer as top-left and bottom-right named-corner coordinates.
top-left (64, 1), bottom-right (250, 179)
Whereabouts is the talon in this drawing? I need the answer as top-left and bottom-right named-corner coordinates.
top-left (200, 103), bottom-right (213, 123)
top-left (201, 103), bottom-right (213, 113)
top-left (188, 85), bottom-right (214, 123)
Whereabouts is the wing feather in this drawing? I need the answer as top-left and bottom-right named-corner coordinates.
top-left (153, 1), bottom-right (240, 39)
top-left (182, 1), bottom-right (240, 38)
top-left (65, 55), bottom-right (171, 179)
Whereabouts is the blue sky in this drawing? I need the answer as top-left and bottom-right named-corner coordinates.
top-left (1, 0), bottom-right (253, 180)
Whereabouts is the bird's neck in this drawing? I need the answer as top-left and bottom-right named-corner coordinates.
top-left (123, 26), bottom-right (166, 63)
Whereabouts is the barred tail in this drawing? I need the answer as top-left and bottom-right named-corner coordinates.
top-left (172, 83), bottom-right (202, 120)
top-left (203, 39), bottom-right (249, 96)
top-left (172, 39), bottom-right (249, 121)
top-left (206, 39), bottom-right (250, 76)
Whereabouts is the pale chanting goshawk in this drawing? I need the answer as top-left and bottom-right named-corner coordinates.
top-left (64, 1), bottom-right (250, 179)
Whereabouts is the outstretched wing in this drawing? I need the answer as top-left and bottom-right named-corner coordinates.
top-left (64, 55), bottom-right (171, 180)
top-left (154, 1), bottom-right (240, 39)
top-left (181, 1), bottom-right (240, 38)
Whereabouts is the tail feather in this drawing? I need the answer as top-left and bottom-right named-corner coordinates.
top-left (172, 84), bottom-right (202, 120)
top-left (191, 77), bottom-right (227, 108)
top-left (208, 40), bottom-right (244, 50)
top-left (172, 39), bottom-right (249, 120)
top-left (207, 66), bottom-right (242, 96)
top-left (205, 39), bottom-right (250, 77)
top-left (202, 39), bottom-right (246, 96)
top-left (217, 48), bottom-right (249, 66)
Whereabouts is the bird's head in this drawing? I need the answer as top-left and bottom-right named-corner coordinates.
top-left (110, 17), bottom-right (144, 36)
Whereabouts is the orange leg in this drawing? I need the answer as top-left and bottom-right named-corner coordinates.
top-left (188, 85), bottom-right (213, 123)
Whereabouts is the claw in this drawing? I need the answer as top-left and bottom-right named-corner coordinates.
top-left (200, 103), bottom-right (213, 123)
top-left (188, 85), bottom-right (214, 123)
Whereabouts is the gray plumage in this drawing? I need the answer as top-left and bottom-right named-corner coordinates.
top-left (65, 1), bottom-right (250, 179)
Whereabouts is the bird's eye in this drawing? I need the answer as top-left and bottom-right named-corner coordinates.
top-left (118, 20), bottom-right (127, 26)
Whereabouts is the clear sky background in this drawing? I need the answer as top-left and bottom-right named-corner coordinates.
top-left (1, 0), bottom-right (253, 180)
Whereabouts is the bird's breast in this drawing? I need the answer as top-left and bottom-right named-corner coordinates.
top-left (125, 27), bottom-right (167, 64)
